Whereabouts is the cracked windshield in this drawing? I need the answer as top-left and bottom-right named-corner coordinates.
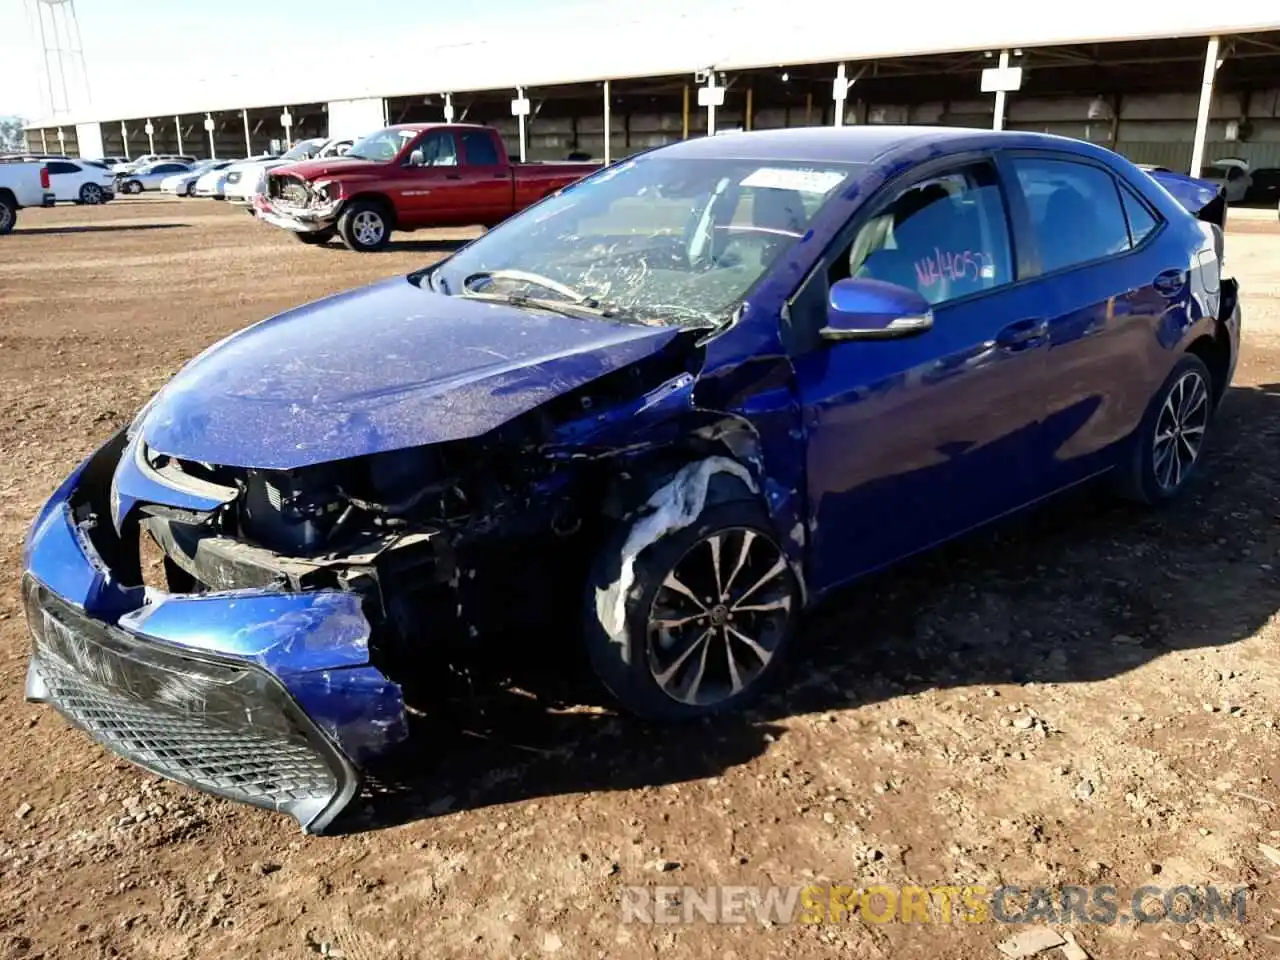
top-left (432, 157), bottom-right (856, 327)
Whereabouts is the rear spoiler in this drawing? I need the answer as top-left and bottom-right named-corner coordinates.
top-left (1147, 169), bottom-right (1227, 231)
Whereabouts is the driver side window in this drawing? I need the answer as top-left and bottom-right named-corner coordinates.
top-left (831, 162), bottom-right (1014, 308)
top-left (418, 132), bottom-right (459, 167)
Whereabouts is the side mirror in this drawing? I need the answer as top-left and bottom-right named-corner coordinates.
top-left (408, 148), bottom-right (425, 167)
top-left (821, 277), bottom-right (934, 341)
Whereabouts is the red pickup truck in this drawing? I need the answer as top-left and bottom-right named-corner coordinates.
top-left (254, 123), bottom-right (599, 251)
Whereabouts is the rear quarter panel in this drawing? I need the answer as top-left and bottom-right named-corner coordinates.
top-left (511, 163), bottom-right (599, 210)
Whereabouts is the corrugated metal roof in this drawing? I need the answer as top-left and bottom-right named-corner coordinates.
top-left (28, 0), bottom-right (1280, 128)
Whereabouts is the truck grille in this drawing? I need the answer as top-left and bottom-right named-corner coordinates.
top-left (22, 578), bottom-right (358, 832)
top-left (270, 174), bottom-right (310, 206)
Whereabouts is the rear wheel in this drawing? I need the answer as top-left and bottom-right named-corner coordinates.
top-left (79, 182), bottom-right (105, 205)
top-left (1117, 353), bottom-right (1214, 505)
top-left (0, 197), bottom-right (16, 234)
top-left (337, 201), bottom-right (390, 252)
top-left (294, 230), bottom-right (335, 246)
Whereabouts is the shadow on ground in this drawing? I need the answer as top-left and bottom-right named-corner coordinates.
top-left (16, 223), bottom-right (188, 236)
top-left (335, 382), bottom-right (1280, 834)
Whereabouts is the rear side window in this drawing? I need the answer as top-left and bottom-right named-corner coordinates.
top-left (1010, 156), bottom-right (1132, 272)
top-left (461, 131), bottom-right (500, 166)
top-left (47, 161), bottom-right (80, 174)
top-left (841, 162), bottom-right (1014, 307)
top-left (1119, 186), bottom-right (1160, 246)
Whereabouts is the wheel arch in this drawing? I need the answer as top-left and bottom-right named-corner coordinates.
top-left (1185, 326), bottom-right (1232, 407)
top-left (342, 192), bottom-right (397, 229)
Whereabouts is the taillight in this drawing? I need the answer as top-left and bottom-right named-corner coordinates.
top-left (39, 166), bottom-right (50, 189)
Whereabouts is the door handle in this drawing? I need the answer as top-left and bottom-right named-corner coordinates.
top-left (1153, 269), bottom-right (1186, 298)
top-left (995, 317), bottom-right (1049, 350)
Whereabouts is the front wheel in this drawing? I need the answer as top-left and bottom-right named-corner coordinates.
top-left (186, 181), bottom-right (199, 197)
top-left (337, 201), bottom-right (391, 252)
top-left (584, 498), bottom-right (800, 721)
top-left (294, 230), bottom-right (335, 246)
top-left (1117, 353), bottom-right (1214, 505)
top-left (123, 180), bottom-right (143, 195)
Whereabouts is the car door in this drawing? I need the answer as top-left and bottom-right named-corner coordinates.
top-left (790, 158), bottom-right (1054, 592)
top-left (146, 163), bottom-right (186, 188)
top-left (1001, 153), bottom-right (1173, 492)
top-left (46, 160), bottom-right (81, 201)
top-left (456, 129), bottom-right (513, 225)
top-left (389, 130), bottom-right (463, 227)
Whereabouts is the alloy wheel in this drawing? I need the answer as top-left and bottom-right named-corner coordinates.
top-left (82, 184), bottom-right (103, 204)
top-left (352, 210), bottom-right (385, 248)
top-left (1152, 369), bottom-right (1209, 492)
top-left (646, 527), bottom-right (793, 707)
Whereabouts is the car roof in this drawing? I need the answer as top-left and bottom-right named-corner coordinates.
top-left (653, 126), bottom-right (1120, 167)
top-left (383, 122), bottom-right (492, 134)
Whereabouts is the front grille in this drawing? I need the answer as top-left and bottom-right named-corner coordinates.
top-left (23, 579), bottom-right (357, 832)
top-left (269, 174), bottom-right (310, 206)
top-left (37, 657), bottom-right (335, 802)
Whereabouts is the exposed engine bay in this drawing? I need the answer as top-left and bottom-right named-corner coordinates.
top-left (97, 330), bottom-right (761, 683)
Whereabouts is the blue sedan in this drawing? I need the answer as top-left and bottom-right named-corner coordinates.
top-left (21, 127), bottom-right (1240, 832)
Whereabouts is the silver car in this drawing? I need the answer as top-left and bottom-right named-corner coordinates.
top-left (115, 161), bottom-right (195, 194)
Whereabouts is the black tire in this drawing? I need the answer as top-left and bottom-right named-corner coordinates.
top-left (337, 200), bottom-right (391, 252)
top-left (0, 197), bottom-right (15, 235)
top-left (186, 181), bottom-right (198, 197)
top-left (123, 180), bottom-right (143, 195)
top-left (1116, 353), bottom-right (1214, 505)
top-left (583, 494), bottom-right (800, 721)
top-left (294, 230), bottom-right (335, 246)
top-left (79, 182), bottom-right (105, 205)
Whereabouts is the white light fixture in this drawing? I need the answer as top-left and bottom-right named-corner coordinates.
top-left (781, 71), bottom-right (789, 82)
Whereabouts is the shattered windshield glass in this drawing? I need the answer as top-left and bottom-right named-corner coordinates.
top-left (432, 155), bottom-right (858, 328)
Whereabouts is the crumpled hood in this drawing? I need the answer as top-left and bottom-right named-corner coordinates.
top-left (272, 157), bottom-right (372, 182)
top-left (139, 276), bottom-right (679, 470)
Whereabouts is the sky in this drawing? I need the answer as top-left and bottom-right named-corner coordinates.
top-left (0, 0), bottom-right (734, 121)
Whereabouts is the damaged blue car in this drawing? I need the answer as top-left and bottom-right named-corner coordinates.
top-left (22, 127), bottom-right (1240, 832)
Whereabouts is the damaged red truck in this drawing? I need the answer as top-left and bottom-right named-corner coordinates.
top-left (254, 123), bottom-right (599, 251)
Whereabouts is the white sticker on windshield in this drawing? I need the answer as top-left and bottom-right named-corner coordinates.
top-left (741, 167), bottom-right (846, 194)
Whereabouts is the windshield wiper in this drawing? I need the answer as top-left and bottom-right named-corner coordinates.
top-left (459, 290), bottom-right (618, 321)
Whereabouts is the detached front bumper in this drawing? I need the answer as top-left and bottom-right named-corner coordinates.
top-left (21, 433), bottom-right (409, 833)
top-left (253, 193), bottom-right (339, 233)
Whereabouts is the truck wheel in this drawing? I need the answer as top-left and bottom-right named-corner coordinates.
top-left (294, 230), bottom-right (335, 246)
top-left (0, 197), bottom-right (15, 234)
top-left (79, 183), bottom-right (105, 205)
top-left (337, 201), bottom-right (390, 252)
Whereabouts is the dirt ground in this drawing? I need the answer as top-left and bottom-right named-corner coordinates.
top-left (3, 196), bottom-right (1280, 960)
